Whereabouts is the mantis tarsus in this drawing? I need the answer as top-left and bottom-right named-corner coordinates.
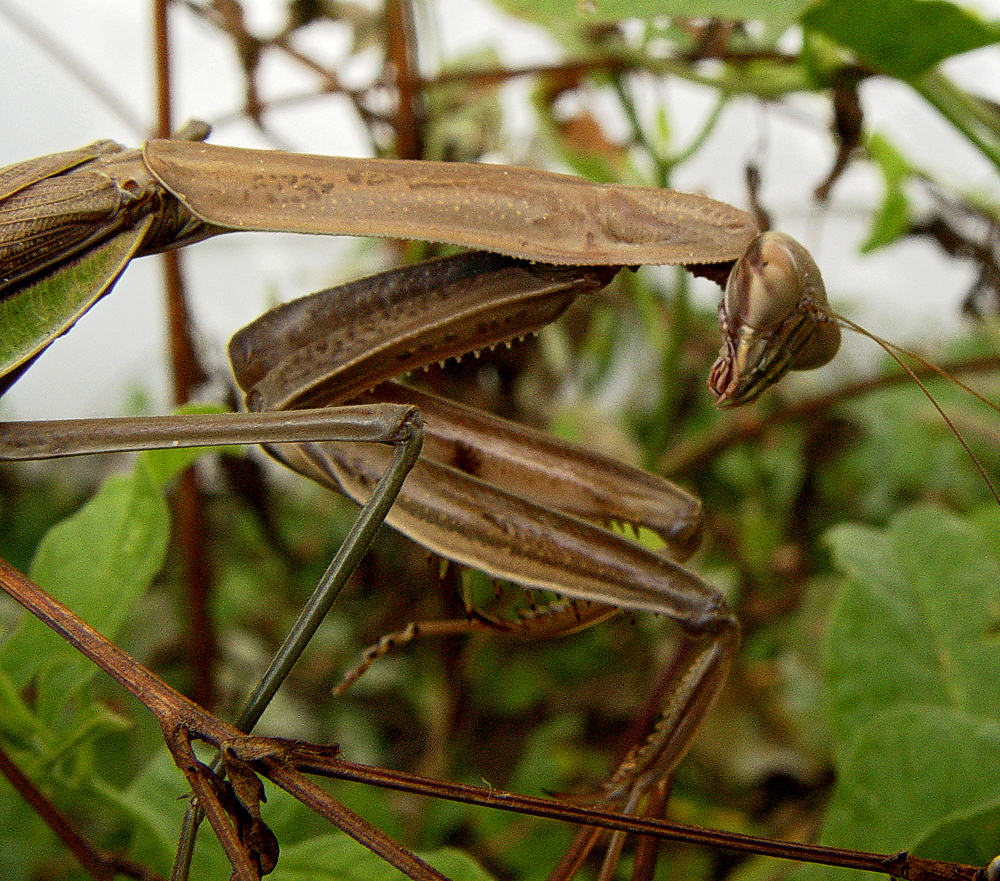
top-left (1, 130), bottom-right (985, 881)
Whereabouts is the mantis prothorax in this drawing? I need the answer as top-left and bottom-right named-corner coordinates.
top-left (0, 130), bottom-right (846, 879)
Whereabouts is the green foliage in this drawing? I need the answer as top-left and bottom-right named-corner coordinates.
top-left (0, 457), bottom-right (168, 757)
top-left (793, 507), bottom-right (1000, 881)
top-left (494, 0), bottom-right (810, 30)
top-left (272, 834), bottom-right (495, 881)
top-left (802, 0), bottom-right (1000, 81)
top-left (0, 455), bottom-right (168, 878)
top-left (860, 134), bottom-right (914, 253)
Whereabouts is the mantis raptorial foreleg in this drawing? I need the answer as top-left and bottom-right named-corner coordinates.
top-left (223, 245), bottom-right (830, 822)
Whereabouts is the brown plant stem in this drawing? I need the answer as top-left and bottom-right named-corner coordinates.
top-left (0, 556), bottom-right (986, 881)
top-left (660, 354), bottom-right (1000, 478)
top-left (153, 0), bottom-right (217, 711)
top-left (301, 755), bottom-right (986, 881)
top-left (386, 0), bottom-right (424, 161)
top-left (0, 557), bottom-right (447, 881)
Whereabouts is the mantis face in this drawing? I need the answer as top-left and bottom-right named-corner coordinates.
top-left (709, 231), bottom-right (842, 407)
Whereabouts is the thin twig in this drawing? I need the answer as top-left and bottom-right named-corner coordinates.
top-left (153, 0), bottom-right (218, 711)
top-left (660, 354), bottom-right (1000, 477)
top-left (0, 555), bottom-right (987, 881)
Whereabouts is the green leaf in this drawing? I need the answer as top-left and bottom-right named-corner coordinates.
top-left (0, 784), bottom-right (55, 881)
top-left (823, 506), bottom-right (1000, 742)
top-left (95, 749), bottom-right (231, 878)
top-left (141, 401), bottom-right (239, 489)
top-left (802, 0), bottom-right (1000, 81)
top-left (793, 507), bottom-right (1000, 881)
top-left (860, 134), bottom-right (913, 252)
top-left (914, 800), bottom-right (1000, 869)
top-left (0, 664), bottom-right (39, 747)
top-left (494, 0), bottom-right (810, 32)
top-left (105, 747), bottom-right (495, 880)
top-left (272, 833), bottom-right (495, 881)
top-left (0, 457), bottom-right (170, 724)
top-left (801, 706), bottom-right (1000, 881)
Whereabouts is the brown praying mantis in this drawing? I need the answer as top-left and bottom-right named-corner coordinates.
top-left (0, 128), bottom-right (991, 881)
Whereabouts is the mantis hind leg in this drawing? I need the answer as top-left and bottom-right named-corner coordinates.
top-left (333, 591), bottom-right (618, 696)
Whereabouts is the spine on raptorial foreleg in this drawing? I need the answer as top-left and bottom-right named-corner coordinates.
top-left (229, 251), bottom-right (703, 559)
top-left (229, 251), bottom-right (615, 410)
top-left (229, 251), bottom-right (740, 810)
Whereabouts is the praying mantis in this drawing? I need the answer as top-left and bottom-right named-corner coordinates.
top-left (0, 128), bottom-right (992, 881)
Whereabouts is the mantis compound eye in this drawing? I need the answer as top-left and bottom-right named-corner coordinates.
top-left (708, 231), bottom-right (841, 407)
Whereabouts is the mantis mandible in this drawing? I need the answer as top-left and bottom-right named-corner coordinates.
top-left (0, 129), bottom-right (845, 879)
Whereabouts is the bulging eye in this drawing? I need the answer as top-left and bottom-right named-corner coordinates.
top-left (726, 232), bottom-right (840, 371)
top-left (723, 233), bottom-right (805, 335)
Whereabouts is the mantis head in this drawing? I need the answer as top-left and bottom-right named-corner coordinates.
top-left (709, 231), bottom-right (841, 407)
top-left (708, 231), bottom-right (1000, 505)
